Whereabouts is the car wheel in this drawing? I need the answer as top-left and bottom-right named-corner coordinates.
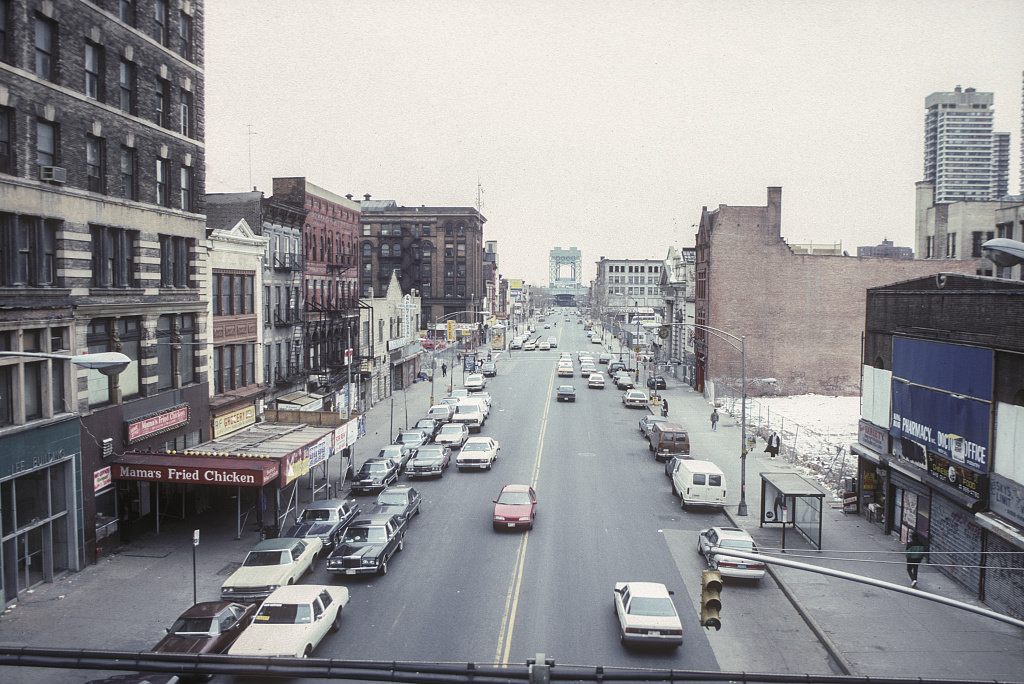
top-left (379, 559), bottom-right (388, 575)
top-left (398, 535), bottom-right (405, 552)
top-left (672, 481), bottom-right (679, 496)
top-left (303, 644), bottom-right (313, 658)
top-left (330, 610), bottom-right (342, 633)
top-left (680, 498), bottom-right (687, 510)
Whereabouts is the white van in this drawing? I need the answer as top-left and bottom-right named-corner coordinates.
top-left (671, 460), bottom-right (727, 509)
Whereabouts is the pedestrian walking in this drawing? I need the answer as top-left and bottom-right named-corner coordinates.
top-left (764, 431), bottom-right (781, 459)
top-left (441, 363), bottom-right (447, 377)
top-left (906, 533), bottom-right (926, 587)
top-left (661, 398), bottom-right (669, 417)
top-left (710, 408), bottom-right (719, 431)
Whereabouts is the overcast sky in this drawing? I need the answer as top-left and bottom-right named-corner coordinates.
top-left (204, 0), bottom-right (1024, 286)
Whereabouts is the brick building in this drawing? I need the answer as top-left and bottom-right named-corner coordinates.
top-left (0, 0), bottom-right (209, 603)
top-left (694, 187), bottom-right (976, 396)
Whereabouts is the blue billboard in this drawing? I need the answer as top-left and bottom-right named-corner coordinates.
top-left (890, 382), bottom-right (990, 474)
top-left (892, 337), bottom-right (992, 400)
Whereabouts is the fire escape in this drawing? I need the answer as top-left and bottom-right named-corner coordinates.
top-left (304, 251), bottom-right (359, 391)
top-left (272, 251), bottom-right (305, 387)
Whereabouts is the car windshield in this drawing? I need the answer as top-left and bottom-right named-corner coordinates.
top-left (362, 463), bottom-right (388, 474)
top-left (416, 447), bottom-right (443, 457)
top-left (439, 426), bottom-right (461, 435)
top-left (463, 442), bottom-right (488, 451)
top-left (243, 550), bottom-right (287, 566)
top-left (497, 491), bottom-right (532, 505)
top-left (628, 597), bottom-right (677, 617)
top-left (343, 526), bottom-right (387, 543)
top-left (377, 493), bottom-right (407, 505)
top-left (301, 509), bottom-right (335, 522)
top-left (254, 603), bottom-right (312, 625)
top-left (169, 616), bottom-right (217, 636)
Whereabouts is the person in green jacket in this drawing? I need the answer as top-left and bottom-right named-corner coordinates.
top-left (906, 533), bottom-right (926, 588)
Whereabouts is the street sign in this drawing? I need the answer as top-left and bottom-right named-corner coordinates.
top-left (447, 320), bottom-right (456, 341)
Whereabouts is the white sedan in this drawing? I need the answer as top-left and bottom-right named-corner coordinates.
top-left (220, 537), bottom-right (321, 603)
top-left (697, 526), bottom-right (766, 580)
top-left (612, 581), bottom-right (683, 649)
top-left (464, 373), bottom-right (486, 391)
top-left (228, 584), bottom-right (349, 658)
top-left (456, 436), bottom-right (500, 470)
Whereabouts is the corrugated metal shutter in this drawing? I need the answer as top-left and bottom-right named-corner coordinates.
top-left (930, 493), bottom-right (983, 596)
top-left (983, 534), bottom-right (1024, 620)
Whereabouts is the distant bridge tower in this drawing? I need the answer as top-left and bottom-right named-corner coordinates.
top-left (550, 247), bottom-right (583, 304)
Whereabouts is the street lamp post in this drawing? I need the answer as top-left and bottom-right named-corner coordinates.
top-left (645, 322), bottom-right (749, 516)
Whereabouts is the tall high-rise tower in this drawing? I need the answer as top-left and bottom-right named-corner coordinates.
top-left (924, 86), bottom-right (1010, 203)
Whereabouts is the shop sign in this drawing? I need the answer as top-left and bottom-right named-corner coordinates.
top-left (213, 405), bottom-right (257, 438)
top-left (94, 466), bottom-right (112, 491)
top-left (112, 462), bottom-right (275, 486)
top-left (990, 473), bottom-right (1024, 528)
top-left (307, 435), bottom-right (332, 469)
top-left (858, 419), bottom-right (886, 454)
top-left (387, 337), bottom-right (407, 352)
top-left (891, 382), bottom-right (990, 474)
top-left (127, 404), bottom-right (190, 444)
top-left (927, 453), bottom-right (987, 502)
top-left (281, 447), bottom-right (310, 485)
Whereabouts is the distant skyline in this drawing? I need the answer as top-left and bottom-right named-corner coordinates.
top-left (204, 0), bottom-right (1024, 286)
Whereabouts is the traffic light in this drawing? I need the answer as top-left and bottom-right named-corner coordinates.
top-left (700, 569), bottom-right (722, 630)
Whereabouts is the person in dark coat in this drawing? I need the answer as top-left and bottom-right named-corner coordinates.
top-left (441, 363), bottom-right (447, 377)
top-left (661, 398), bottom-right (669, 417)
top-left (906, 533), bottom-right (926, 587)
top-left (710, 408), bottom-right (719, 431)
top-left (764, 431), bottom-right (781, 459)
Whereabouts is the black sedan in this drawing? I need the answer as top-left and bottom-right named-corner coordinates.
top-left (556, 385), bottom-right (577, 402)
top-left (283, 499), bottom-right (360, 552)
top-left (152, 600), bottom-right (257, 656)
top-left (369, 484), bottom-right (422, 523)
top-left (480, 361), bottom-right (497, 377)
top-left (647, 375), bottom-right (667, 390)
top-left (412, 417), bottom-right (442, 441)
top-left (407, 444), bottom-right (452, 478)
top-left (351, 458), bottom-right (400, 495)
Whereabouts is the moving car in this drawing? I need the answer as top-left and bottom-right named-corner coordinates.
top-left (464, 373), bottom-right (486, 392)
top-left (547, 336), bottom-right (558, 348)
top-left (588, 372), bottom-right (606, 389)
top-left (369, 485), bottom-right (422, 523)
top-left (612, 581), bottom-right (683, 649)
top-left (283, 499), bottom-right (360, 553)
top-left (646, 375), bottom-right (667, 390)
top-left (152, 601), bottom-right (257, 657)
top-left (407, 444), bottom-right (452, 477)
top-left (556, 385), bottom-right (577, 402)
top-left (697, 526), bottom-right (766, 580)
top-left (435, 422), bottom-right (469, 449)
top-left (227, 584), bottom-right (349, 658)
top-left (621, 390), bottom-right (648, 408)
top-left (457, 436), bottom-right (500, 470)
top-left (350, 457), bottom-right (400, 495)
top-left (599, 354), bottom-right (612, 364)
top-left (492, 484), bottom-right (537, 530)
top-left (220, 537), bottom-right (321, 603)
top-left (557, 363), bottom-right (574, 377)
top-left (538, 340), bottom-right (551, 351)
top-left (579, 363), bottom-right (597, 378)
top-left (480, 361), bottom-right (497, 377)
top-left (591, 335), bottom-right (602, 344)
top-left (523, 340), bottom-right (537, 351)
top-left (325, 513), bottom-right (407, 576)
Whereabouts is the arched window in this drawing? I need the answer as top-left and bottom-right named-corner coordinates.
top-left (444, 222), bottom-right (453, 237)
top-left (456, 223), bottom-right (466, 237)
top-left (362, 242), bottom-right (372, 259)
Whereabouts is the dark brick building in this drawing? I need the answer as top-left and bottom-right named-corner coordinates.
top-left (0, 0), bottom-right (208, 604)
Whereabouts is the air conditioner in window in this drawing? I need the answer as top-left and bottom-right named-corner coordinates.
top-left (39, 166), bottom-right (67, 183)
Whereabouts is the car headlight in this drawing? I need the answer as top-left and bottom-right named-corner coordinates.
top-left (517, 516), bottom-right (531, 521)
top-left (361, 558), bottom-right (378, 566)
top-left (222, 586), bottom-right (235, 594)
top-left (493, 515), bottom-right (506, 521)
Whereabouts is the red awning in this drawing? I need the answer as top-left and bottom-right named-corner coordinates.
top-left (111, 452), bottom-right (279, 487)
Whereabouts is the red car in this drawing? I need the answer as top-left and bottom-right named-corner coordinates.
top-left (152, 600), bottom-right (257, 657)
top-left (492, 484), bottom-right (537, 531)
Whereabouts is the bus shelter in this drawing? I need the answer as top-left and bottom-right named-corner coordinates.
top-left (758, 471), bottom-right (827, 551)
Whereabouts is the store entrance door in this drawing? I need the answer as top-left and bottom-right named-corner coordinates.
top-left (3, 524), bottom-right (49, 602)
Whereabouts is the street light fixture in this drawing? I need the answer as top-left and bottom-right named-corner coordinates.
top-left (0, 351), bottom-right (131, 376)
top-left (644, 322), bottom-right (749, 516)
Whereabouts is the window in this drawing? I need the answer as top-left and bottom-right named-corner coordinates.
top-left (381, 244), bottom-right (390, 258)
top-left (946, 232), bottom-right (957, 258)
top-left (156, 157), bottom-right (169, 205)
top-left (84, 41), bottom-right (103, 100)
top-left (393, 243), bottom-right (401, 258)
top-left (119, 145), bottom-right (136, 200)
top-left (0, 1), bottom-right (7, 64)
top-left (119, 1), bottom-right (135, 26)
top-left (213, 343), bottom-right (256, 394)
top-left (156, 313), bottom-right (196, 390)
top-left (155, 78), bottom-right (170, 128)
top-left (457, 243), bottom-right (466, 257)
top-left (179, 89), bottom-right (192, 137)
top-left (86, 136), bottom-right (105, 193)
top-left (34, 15), bottom-right (56, 81)
top-left (0, 107), bottom-right (11, 173)
top-left (118, 59), bottom-right (136, 114)
top-left (91, 225), bottom-right (137, 288)
top-left (178, 12), bottom-right (192, 59)
top-left (87, 318), bottom-right (140, 405)
top-left (159, 234), bottom-right (191, 287)
top-left (153, 0), bottom-right (168, 45)
top-left (212, 272), bottom-right (255, 315)
top-left (925, 235), bottom-right (935, 259)
top-left (180, 166), bottom-right (192, 210)
top-left (36, 120), bottom-right (56, 167)
top-left (0, 213), bottom-right (57, 286)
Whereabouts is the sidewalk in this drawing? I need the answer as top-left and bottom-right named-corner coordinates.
top-left (649, 372), bottom-right (1024, 681)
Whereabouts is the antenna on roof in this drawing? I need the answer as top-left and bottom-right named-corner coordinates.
top-left (246, 123), bottom-right (258, 190)
top-left (476, 178), bottom-right (485, 212)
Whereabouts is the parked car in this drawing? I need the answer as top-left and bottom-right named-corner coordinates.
top-left (646, 375), bottom-right (667, 390)
top-left (227, 584), bottom-right (349, 658)
top-left (325, 513), bottom-right (407, 576)
top-left (588, 372), bottom-right (606, 389)
top-left (152, 601), bottom-right (257, 657)
top-left (381, 442), bottom-right (415, 473)
top-left (492, 484), bottom-right (537, 531)
top-left (612, 581), bottom-right (683, 649)
top-left (283, 499), bottom-right (360, 553)
top-left (480, 362), bottom-right (497, 377)
top-left (598, 354), bottom-right (612, 364)
top-left (639, 414), bottom-right (669, 439)
top-left (456, 436), bottom-right (500, 470)
top-left (460, 393), bottom-right (491, 417)
top-left (435, 422), bottom-right (469, 449)
top-left (672, 460), bottom-right (727, 509)
top-left (591, 335), bottom-right (602, 344)
top-left (608, 361), bottom-right (626, 374)
top-left (407, 444), bottom-right (452, 477)
top-left (350, 457), bottom-right (400, 495)
top-left (621, 390), bottom-right (648, 408)
top-left (614, 372), bottom-right (635, 390)
top-left (369, 485), bottom-right (422, 523)
top-left (648, 422), bottom-right (690, 461)
top-left (220, 537), bottom-right (321, 603)
top-left (413, 417), bottom-right (442, 441)
top-left (556, 385), bottom-right (577, 402)
top-left (452, 402), bottom-right (485, 432)
top-left (426, 404), bottom-right (454, 423)
top-left (697, 526), bottom-right (766, 580)
top-left (393, 430), bottom-right (430, 462)
top-left (464, 373), bottom-right (486, 392)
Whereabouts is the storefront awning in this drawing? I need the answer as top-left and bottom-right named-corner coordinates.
top-left (111, 453), bottom-right (279, 487)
